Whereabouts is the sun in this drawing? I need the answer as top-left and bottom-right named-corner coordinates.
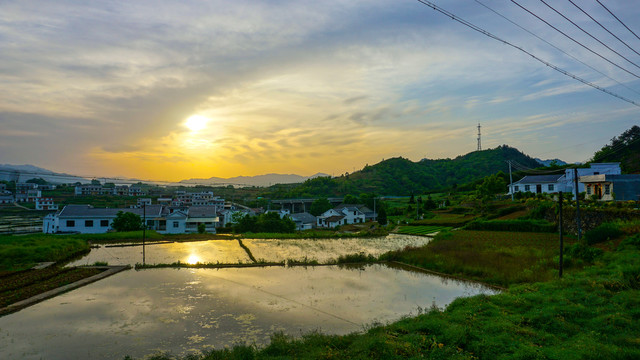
top-left (184, 115), bottom-right (209, 132)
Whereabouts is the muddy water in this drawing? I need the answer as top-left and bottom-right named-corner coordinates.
top-left (0, 264), bottom-right (497, 360)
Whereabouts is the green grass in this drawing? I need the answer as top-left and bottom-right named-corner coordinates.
top-left (381, 230), bottom-right (577, 287)
top-left (396, 226), bottom-right (452, 236)
top-left (0, 234), bottom-right (90, 271)
top-left (123, 235), bottom-right (640, 360)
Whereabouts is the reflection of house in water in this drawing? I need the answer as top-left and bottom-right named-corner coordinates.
top-left (579, 174), bottom-right (640, 201)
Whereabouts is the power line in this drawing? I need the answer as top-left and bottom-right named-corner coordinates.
top-left (567, 0), bottom-right (640, 59)
top-left (539, 0), bottom-right (640, 71)
top-left (474, 0), bottom-right (640, 97)
top-left (414, 0), bottom-right (640, 107)
top-left (510, 0), bottom-right (640, 79)
top-left (596, 0), bottom-right (640, 42)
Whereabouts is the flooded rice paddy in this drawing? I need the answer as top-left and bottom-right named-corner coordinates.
top-left (0, 235), bottom-right (499, 359)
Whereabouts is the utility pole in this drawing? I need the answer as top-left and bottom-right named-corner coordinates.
top-left (508, 160), bottom-right (514, 202)
top-left (558, 191), bottom-right (564, 278)
top-left (477, 123), bottom-right (482, 151)
top-left (143, 203), bottom-right (146, 265)
top-left (573, 168), bottom-right (582, 241)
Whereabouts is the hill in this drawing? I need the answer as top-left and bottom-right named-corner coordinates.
top-left (263, 145), bottom-right (541, 198)
top-left (179, 173), bottom-right (330, 187)
top-left (0, 164), bottom-right (89, 184)
top-left (591, 125), bottom-right (640, 173)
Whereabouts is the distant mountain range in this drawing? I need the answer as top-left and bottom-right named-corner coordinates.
top-left (534, 158), bottom-right (568, 167)
top-left (179, 173), bottom-right (330, 187)
top-left (0, 164), bottom-right (90, 184)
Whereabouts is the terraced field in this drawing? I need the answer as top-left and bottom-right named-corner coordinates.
top-left (396, 225), bottom-right (452, 236)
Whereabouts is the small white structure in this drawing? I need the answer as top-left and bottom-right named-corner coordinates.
top-left (0, 194), bottom-right (14, 204)
top-left (45, 204), bottom-right (163, 234)
top-left (137, 198), bottom-right (152, 207)
top-left (580, 174), bottom-right (640, 201)
top-left (289, 212), bottom-right (316, 231)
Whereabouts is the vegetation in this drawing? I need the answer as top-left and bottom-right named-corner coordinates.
top-left (261, 146), bottom-right (541, 197)
top-left (592, 125), bottom-right (640, 173)
top-left (396, 226), bottom-right (452, 236)
top-left (464, 219), bottom-right (557, 233)
top-left (233, 212), bottom-right (296, 233)
top-left (111, 211), bottom-right (143, 232)
top-left (0, 234), bottom-right (90, 271)
top-left (381, 230), bottom-right (576, 287)
top-left (584, 222), bottom-right (623, 245)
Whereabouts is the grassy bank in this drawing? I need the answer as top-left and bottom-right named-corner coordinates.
top-left (0, 234), bottom-right (90, 271)
top-left (381, 230), bottom-right (577, 287)
top-left (239, 228), bottom-right (388, 239)
top-left (126, 235), bottom-right (640, 360)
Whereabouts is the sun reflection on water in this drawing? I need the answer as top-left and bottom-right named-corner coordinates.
top-left (186, 255), bottom-right (201, 265)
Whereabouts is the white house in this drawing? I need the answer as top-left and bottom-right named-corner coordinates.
top-left (44, 204), bottom-right (164, 234)
top-left (0, 194), bottom-right (14, 204)
top-left (509, 163), bottom-right (622, 197)
top-left (316, 205), bottom-right (366, 228)
top-left (35, 197), bottom-right (58, 210)
top-left (289, 212), bottom-right (316, 231)
top-left (162, 211), bottom-right (188, 234)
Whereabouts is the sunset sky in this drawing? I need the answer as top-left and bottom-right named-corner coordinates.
top-left (1, 0), bottom-right (639, 181)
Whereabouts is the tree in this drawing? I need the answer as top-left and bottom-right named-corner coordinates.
top-left (377, 205), bottom-right (387, 225)
top-left (26, 178), bottom-right (48, 185)
top-left (197, 223), bottom-right (206, 234)
top-left (343, 194), bottom-right (359, 204)
top-left (423, 195), bottom-right (437, 210)
top-left (111, 211), bottom-right (143, 232)
top-left (408, 194), bottom-right (415, 204)
top-left (310, 198), bottom-right (332, 216)
top-left (90, 179), bottom-right (101, 185)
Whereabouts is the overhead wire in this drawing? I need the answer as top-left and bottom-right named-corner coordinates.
top-left (474, 0), bottom-right (640, 97)
top-left (414, 0), bottom-right (640, 107)
top-left (539, 0), bottom-right (640, 71)
top-left (510, 0), bottom-right (640, 79)
top-left (596, 0), bottom-right (640, 42)
top-left (567, 0), bottom-right (640, 59)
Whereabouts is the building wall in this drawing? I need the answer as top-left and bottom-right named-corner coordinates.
top-left (58, 217), bottom-right (113, 233)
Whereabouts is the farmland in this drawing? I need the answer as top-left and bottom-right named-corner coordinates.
top-left (395, 225), bottom-right (452, 236)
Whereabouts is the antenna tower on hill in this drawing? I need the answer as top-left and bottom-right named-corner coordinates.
top-left (477, 123), bottom-right (482, 151)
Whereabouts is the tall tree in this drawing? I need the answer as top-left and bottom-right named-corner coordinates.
top-left (309, 198), bottom-right (332, 216)
top-left (111, 211), bottom-right (143, 232)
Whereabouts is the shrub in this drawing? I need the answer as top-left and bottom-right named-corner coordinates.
top-left (564, 243), bottom-right (602, 263)
top-left (584, 222), bottom-right (623, 245)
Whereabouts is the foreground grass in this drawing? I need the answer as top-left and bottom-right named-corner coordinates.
top-left (381, 230), bottom-right (576, 287)
top-left (126, 235), bottom-right (640, 360)
top-left (0, 234), bottom-right (90, 271)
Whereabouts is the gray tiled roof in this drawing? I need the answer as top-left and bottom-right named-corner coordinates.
top-left (513, 175), bottom-right (563, 184)
top-left (58, 204), bottom-right (163, 218)
top-left (187, 206), bottom-right (218, 218)
top-left (289, 212), bottom-right (316, 224)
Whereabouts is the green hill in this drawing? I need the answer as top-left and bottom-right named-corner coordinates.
top-left (264, 145), bottom-right (541, 198)
top-left (592, 125), bottom-right (640, 173)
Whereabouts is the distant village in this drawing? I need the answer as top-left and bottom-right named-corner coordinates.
top-left (1, 161), bottom-right (638, 235)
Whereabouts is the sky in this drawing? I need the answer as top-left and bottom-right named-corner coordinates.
top-left (1, 0), bottom-right (639, 182)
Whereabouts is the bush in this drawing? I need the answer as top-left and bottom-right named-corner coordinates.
top-left (584, 222), bottom-right (623, 245)
top-left (564, 243), bottom-right (602, 263)
top-left (464, 219), bottom-right (557, 233)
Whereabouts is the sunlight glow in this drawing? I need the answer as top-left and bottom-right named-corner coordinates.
top-left (184, 115), bottom-right (209, 132)
top-left (186, 254), bottom-right (201, 265)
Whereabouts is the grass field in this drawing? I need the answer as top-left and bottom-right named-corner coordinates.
top-left (382, 230), bottom-right (576, 286)
top-left (396, 225), bottom-right (452, 236)
top-left (0, 234), bottom-right (90, 271)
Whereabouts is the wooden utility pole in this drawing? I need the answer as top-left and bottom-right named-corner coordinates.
top-left (143, 203), bottom-right (146, 265)
top-left (558, 191), bottom-right (564, 278)
top-left (573, 168), bottom-right (582, 241)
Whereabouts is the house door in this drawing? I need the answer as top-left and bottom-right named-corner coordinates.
top-left (536, 184), bottom-right (542, 193)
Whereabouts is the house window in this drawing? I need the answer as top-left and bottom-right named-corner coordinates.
top-left (66, 220), bottom-right (75, 227)
top-left (100, 220), bottom-right (109, 227)
top-left (147, 220), bottom-right (154, 227)
top-left (586, 185), bottom-right (591, 195)
top-left (85, 220), bottom-right (93, 227)
top-left (173, 221), bottom-right (179, 228)
top-left (514, 186), bottom-right (519, 191)
top-left (524, 185), bottom-right (530, 191)
top-left (548, 184), bottom-right (554, 191)
top-left (604, 184), bottom-right (610, 195)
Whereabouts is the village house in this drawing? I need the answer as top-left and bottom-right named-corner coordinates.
top-left (43, 204), bottom-right (164, 234)
top-left (316, 204), bottom-right (367, 228)
top-left (0, 194), bottom-right (14, 204)
top-left (509, 163), bottom-right (622, 197)
top-left (579, 174), bottom-right (640, 201)
top-left (289, 212), bottom-right (317, 231)
top-left (35, 197), bottom-right (58, 210)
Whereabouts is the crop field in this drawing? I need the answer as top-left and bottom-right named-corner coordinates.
top-left (396, 225), bottom-right (452, 236)
top-left (382, 230), bottom-right (577, 286)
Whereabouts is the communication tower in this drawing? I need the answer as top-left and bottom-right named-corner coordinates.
top-left (477, 123), bottom-right (482, 151)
